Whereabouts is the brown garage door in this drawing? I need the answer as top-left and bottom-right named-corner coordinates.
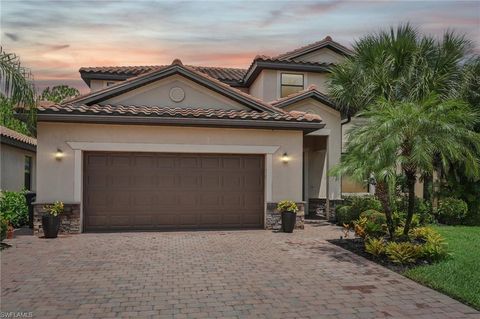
top-left (83, 152), bottom-right (264, 231)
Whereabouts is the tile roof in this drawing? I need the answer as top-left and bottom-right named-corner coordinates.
top-left (37, 103), bottom-right (322, 123)
top-left (275, 36), bottom-right (353, 60)
top-left (0, 125), bottom-right (37, 146)
top-left (270, 85), bottom-right (337, 110)
top-left (80, 65), bottom-right (247, 82)
top-left (72, 59), bottom-right (283, 114)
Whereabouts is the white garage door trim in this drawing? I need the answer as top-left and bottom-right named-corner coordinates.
top-left (67, 142), bottom-right (280, 233)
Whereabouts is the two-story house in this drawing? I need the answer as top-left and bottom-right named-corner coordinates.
top-left (34, 36), bottom-right (374, 235)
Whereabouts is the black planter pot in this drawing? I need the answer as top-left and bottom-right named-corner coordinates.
top-left (281, 211), bottom-right (297, 233)
top-left (42, 215), bottom-right (60, 238)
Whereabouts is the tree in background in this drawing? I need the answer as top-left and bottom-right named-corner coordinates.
top-left (329, 24), bottom-right (480, 231)
top-left (0, 47), bottom-right (36, 135)
top-left (440, 57), bottom-right (480, 224)
top-left (41, 85), bottom-right (79, 103)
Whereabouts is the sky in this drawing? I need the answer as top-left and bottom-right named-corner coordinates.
top-left (1, 0), bottom-right (479, 93)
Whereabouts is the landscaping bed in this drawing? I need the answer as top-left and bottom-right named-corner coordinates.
top-left (330, 225), bottom-right (480, 311)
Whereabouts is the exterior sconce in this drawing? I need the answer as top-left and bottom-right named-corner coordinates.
top-left (281, 152), bottom-right (290, 163)
top-left (55, 149), bottom-right (64, 161)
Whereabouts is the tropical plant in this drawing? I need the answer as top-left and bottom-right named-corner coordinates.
top-left (0, 47), bottom-right (36, 135)
top-left (43, 201), bottom-right (64, 216)
top-left (421, 232), bottom-right (450, 261)
top-left (0, 191), bottom-right (28, 228)
top-left (436, 197), bottom-right (469, 225)
top-left (329, 25), bottom-right (479, 237)
top-left (365, 237), bottom-right (386, 256)
top-left (385, 242), bottom-right (422, 264)
top-left (335, 96), bottom-right (480, 236)
top-left (41, 85), bottom-right (79, 103)
top-left (360, 209), bottom-right (386, 225)
top-left (328, 24), bottom-right (473, 116)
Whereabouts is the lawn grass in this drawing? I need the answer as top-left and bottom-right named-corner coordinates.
top-left (404, 225), bottom-right (480, 310)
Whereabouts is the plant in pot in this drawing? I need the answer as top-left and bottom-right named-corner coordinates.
top-left (42, 201), bottom-right (64, 238)
top-left (277, 200), bottom-right (299, 233)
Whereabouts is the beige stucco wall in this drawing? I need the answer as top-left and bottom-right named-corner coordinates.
top-left (0, 143), bottom-right (36, 192)
top-left (90, 79), bottom-right (122, 92)
top-left (36, 122), bottom-right (304, 204)
top-left (249, 70), bottom-right (331, 102)
top-left (284, 99), bottom-right (342, 200)
top-left (294, 48), bottom-right (345, 64)
top-left (102, 75), bottom-right (248, 110)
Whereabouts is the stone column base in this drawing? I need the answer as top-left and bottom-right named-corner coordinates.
top-left (33, 203), bottom-right (81, 237)
top-left (308, 198), bottom-right (344, 222)
top-left (265, 202), bottom-right (305, 230)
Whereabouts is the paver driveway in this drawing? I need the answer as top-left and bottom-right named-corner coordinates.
top-left (1, 223), bottom-right (478, 319)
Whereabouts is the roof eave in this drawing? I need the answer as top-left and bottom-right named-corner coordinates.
top-left (80, 72), bottom-right (132, 87)
top-left (1, 135), bottom-right (37, 152)
top-left (273, 92), bottom-right (338, 110)
top-left (37, 113), bottom-right (324, 133)
top-left (74, 65), bottom-right (273, 113)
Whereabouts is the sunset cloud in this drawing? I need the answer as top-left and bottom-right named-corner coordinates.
top-left (1, 0), bottom-right (478, 93)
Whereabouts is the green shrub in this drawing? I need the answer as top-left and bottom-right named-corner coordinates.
top-left (421, 232), bottom-right (450, 261)
top-left (386, 242), bottom-right (422, 264)
top-left (437, 197), bottom-right (468, 225)
top-left (392, 211), bottom-right (420, 229)
top-left (365, 237), bottom-right (386, 256)
top-left (364, 221), bottom-right (385, 238)
top-left (341, 195), bottom-right (382, 224)
top-left (360, 209), bottom-right (386, 225)
top-left (0, 191), bottom-right (28, 228)
top-left (336, 205), bottom-right (353, 226)
top-left (0, 216), bottom-right (8, 241)
top-left (395, 197), bottom-right (434, 225)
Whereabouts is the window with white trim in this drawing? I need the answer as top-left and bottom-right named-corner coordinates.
top-left (280, 73), bottom-right (304, 98)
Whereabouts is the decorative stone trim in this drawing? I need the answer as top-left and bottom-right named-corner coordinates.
top-left (33, 203), bottom-right (81, 237)
top-left (266, 202), bottom-right (305, 230)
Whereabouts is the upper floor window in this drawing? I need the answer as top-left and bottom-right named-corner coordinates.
top-left (24, 156), bottom-right (32, 191)
top-left (281, 73), bottom-right (304, 98)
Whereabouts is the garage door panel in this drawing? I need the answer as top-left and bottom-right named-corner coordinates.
top-left (84, 152), bottom-right (264, 231)
top-left (223, 157), bottom-right (242, 169)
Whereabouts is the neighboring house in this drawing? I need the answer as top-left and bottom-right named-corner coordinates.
top-left (34, 36), bottom-right (406, 234)
top-left (0, 126), bottom-right (36, 192)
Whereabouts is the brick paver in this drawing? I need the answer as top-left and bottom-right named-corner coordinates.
top-left (1, 223), bottom-right (478, 319)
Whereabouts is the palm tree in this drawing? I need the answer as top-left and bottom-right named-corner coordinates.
top-left (0, 47), bottom-right (36, 135)
top-left (328, 24), bottom-right (478, 233)
top-left (328, 24), bottom-right (472, 116)
top-left (335, 95), bottom-right (480, 236)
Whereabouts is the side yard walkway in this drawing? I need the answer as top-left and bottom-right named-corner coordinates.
top-left (1, 223), bottom-right (478, 319)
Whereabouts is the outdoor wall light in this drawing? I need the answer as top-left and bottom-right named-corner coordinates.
top-left (55, 148), bottom-right (64, 161)
top-left (281, 152), bottom-right (290, 163)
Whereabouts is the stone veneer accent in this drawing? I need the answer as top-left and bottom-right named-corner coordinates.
top-left (266, 202), bottom-right (305, 230)
top-left (33, 203), bottom-right (81, 237)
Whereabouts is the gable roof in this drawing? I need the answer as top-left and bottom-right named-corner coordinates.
top-left (270, 85), bottom-right (338, 110)
top-left (39, 59), bottom-right (324, 132)
top-left (275, 36), bottom-right (353, 60)
top-left (80, 65), bottom-right (246, 87)
top-left (0, 125), bottom-right (37, 152)
top-left (71, 59), bottom-right (277, 113)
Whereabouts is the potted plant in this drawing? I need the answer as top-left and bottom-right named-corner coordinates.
top-left (277, 200), bottom-right (299, 233)
top-left (42, 201), bottom-right (64, 238)
top-left (6, 223), bottom-right (14, 239)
